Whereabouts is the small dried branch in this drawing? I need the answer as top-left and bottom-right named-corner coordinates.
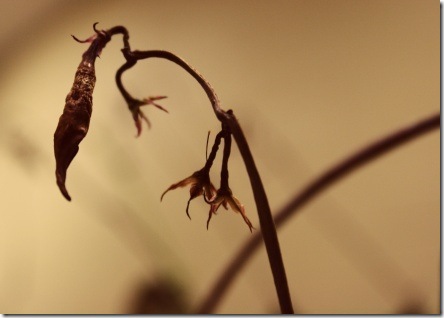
top-left (115, 44), bottom-right (293, 314)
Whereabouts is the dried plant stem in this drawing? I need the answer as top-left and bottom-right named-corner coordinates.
top-left (196, 112), bottom-right (440, 313)
top-left (115, 49), bottom-right (293, 313)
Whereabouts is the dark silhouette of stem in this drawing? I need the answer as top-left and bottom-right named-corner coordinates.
top-left (204, 131), bottom-right (224, 172)
top-left (115, 49), bottom-right (293, 312)
top-left (220, 127), bottom-right (231, 190)
top-left (195, 112), bottom-right (440, 313)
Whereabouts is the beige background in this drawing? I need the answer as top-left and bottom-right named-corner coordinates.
top-left (0, 0), bottom-right (439, 314)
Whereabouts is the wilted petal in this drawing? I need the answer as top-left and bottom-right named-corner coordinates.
top-left (142, 96), bottom-right (168, 113)
top-left (130, 96), bottom-right (168, 136)
top-left (227, 195), bottom-right (244, 214)
top-left (160, 168), bottom-right (216, 221)
top-left (160, 175), bottom-right (198, 201)
top-left (228, 195), bottom-right (253, 232)
top-left (132, 108), bottom-right (151, 137)
top-left (206, 208), bottom-right (214, 230)
top-left (203, 182), bottom-right (217, 201)
top-left (207, 188), bottom-right (254, 232)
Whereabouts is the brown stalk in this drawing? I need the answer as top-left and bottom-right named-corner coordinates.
top-left (115, 47), bottom-right (294, 314)
top-left (195, 112), bottom-right (440, 313)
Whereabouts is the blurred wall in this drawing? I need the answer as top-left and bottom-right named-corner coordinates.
top-left (0, 0), bottom-right (439, 314)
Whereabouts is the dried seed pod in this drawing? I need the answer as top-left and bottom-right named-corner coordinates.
top-left (54, 62), bottom-right (96, 201)
top-left (54, 24), bottom-right (110, 201)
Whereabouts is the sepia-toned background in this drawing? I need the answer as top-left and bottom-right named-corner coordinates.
top-left (0, 0), bottom-right (439, 314)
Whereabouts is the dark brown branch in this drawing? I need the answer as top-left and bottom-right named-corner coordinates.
top-left (115, 49), bottom-right (294, 313)
top-left (220, 126), bottom-right (231, 190)
top-left (195, 112), bottom-right (440, 313)
top-left (117, 49), bottom-right (224, 119)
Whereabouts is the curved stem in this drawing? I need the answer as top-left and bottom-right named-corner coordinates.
top-left (204, 131), bottom-right (224, 171)
top-left (195, 112), bottom-right (440, 313)
top-left (223, 111), bottom-right (293, 313)
top-left (115, 49), bottom-right (294, 313)
top-left (117, 50), bottom-right (224, 119)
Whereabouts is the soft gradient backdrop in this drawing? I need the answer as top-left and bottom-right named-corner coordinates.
top-left (0, 0), bottom-right (439, 314)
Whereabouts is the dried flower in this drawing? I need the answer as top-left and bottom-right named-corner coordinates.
top-left (207, 187), bottom-right (253, 232)
top-left (161, 168), bottom-right (216, 219)
top-left (130, 96), bottom-right (168, 137)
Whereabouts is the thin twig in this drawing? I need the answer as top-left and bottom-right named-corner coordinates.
top-left (195, 112), bottom-right (440, 313)
top-left (115, 49), bottom-right (294, 313)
